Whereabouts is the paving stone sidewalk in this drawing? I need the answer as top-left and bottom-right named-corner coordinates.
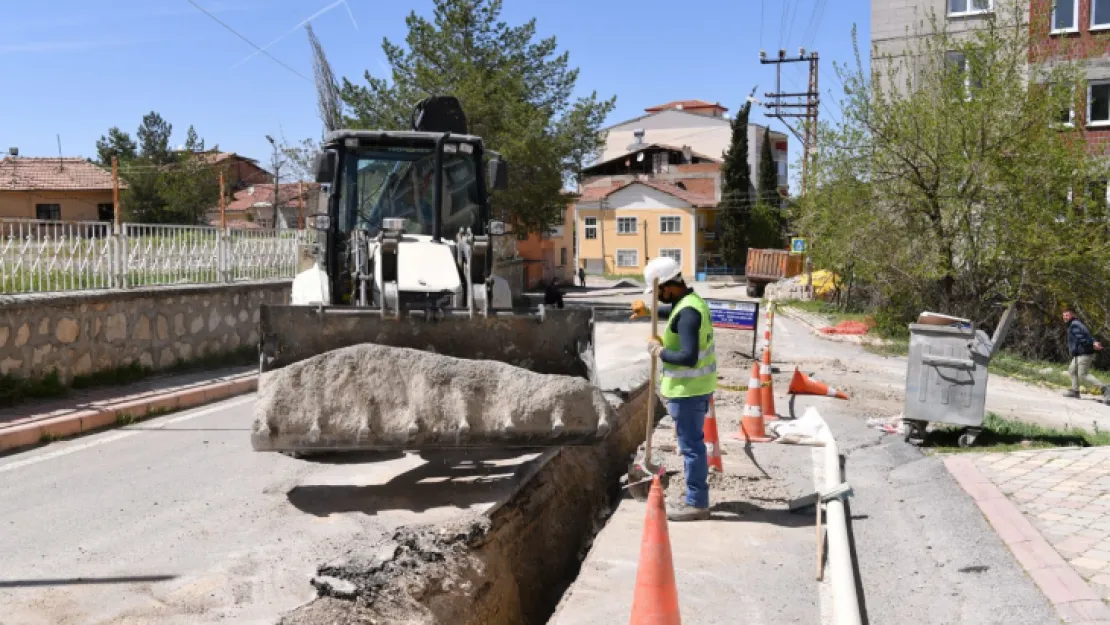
top-left (974, 448), bottom-right (1110, 604)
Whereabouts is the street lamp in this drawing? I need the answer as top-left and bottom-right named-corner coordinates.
top-left (265, 135), bottom-right (280, 233)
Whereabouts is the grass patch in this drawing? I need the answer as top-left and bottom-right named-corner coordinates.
top-left (0, 346), bottom-right (257, 410)
top-left (0, 370), bottom-right (68, 405)
top-left (923, 413), bottom-right (1110, 452)
top-left (863, 337), bottom-right (909, 358)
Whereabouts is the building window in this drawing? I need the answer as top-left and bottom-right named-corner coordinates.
top-left (1090, 81), bottom-right (1110, 126)
top-left (560, 247), bottom-right (567, 266)
top-left (1057, 105), bottom-right (1075, 127)
top-left (945, 51), bottom-right (982, 95)
top-left (584, 216), bottom-right (597, 240)
top-left (659, 216), bottom-right (682, 234)
top-left (616, 249), bottom-right (638, 267)
top-left (35, 204), bottom-right (61, 221)
top-left (697, 214), bottom-right (707, 230)
top-left (97, 203), bottom-right (114, 221)
top-left (659, 248), bottom-right (682, 266)
top-left (1095, 0), bottom-right (1110, 29)
top-left (1052, 0), bottom-right (1078, 33)
top-left (948, 0), bottom-right (991, 16)
top-left (617, 216), bottom-right (638, 234)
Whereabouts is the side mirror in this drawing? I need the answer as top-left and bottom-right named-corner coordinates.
top-left (487, 158), bottom-right (509, 191)
top-left (308, 212), bottom-right (331, 231)
top-left (313, 151), bottom-right (337, 184)
top-left (489, 220), bottom-right (506, 236)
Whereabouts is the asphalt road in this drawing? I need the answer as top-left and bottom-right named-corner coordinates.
top-left (770, 315), bottom-right (1060, 625)
top-left (0, 321), bottom-right (648, 625)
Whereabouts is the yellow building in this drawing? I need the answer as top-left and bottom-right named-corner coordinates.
top-left (0, 157), bottom-right (117, 221)
top-left (574, 180), bottom-right (717, 278)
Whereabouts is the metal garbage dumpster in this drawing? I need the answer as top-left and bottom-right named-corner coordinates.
top-left (902, 305), bottom-right (1016, 447)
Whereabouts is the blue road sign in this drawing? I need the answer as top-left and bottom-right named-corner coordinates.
top-left (706, 299), bottom-right (758, 330)
top-left (790, 237), bottom-right (807, 254)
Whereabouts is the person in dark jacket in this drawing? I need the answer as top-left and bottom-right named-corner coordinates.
top-left (1063, 309), bottom-right (1108, 401)
top-left (543, 278), bottom-right (564, 309)
top-left (578, 267), bottom-right (586, 289)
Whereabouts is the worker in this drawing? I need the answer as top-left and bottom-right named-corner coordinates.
top-left (1063, 308), bottom-right (1108, 402)
top-left (544, 277), bottom-right (565, 309)
top-left (578, 267), bottom-right (586, 289)
top-left (632, 257), bottom-right (716, 522)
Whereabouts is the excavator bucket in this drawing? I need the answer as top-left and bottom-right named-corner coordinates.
top-left (251, 305), bottom-right (604, 453)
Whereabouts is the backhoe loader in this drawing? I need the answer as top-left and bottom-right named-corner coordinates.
top-left (251, 96), bottom-right (604, 454)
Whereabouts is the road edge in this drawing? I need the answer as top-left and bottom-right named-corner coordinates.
top-left (944, 455), bottom-right (1110, 622)
top-left (0, 375), bottom-right (258, 454)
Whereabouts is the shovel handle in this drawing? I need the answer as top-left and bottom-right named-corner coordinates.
top-left (645, 278), bottom-right (660, 468)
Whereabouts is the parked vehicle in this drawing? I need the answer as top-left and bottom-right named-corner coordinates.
top-left (745, 248), bottom-right (804, 297)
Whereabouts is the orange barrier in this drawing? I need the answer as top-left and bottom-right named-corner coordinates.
top-left (705, 396), bottom-right (723, 472)
top-left (760, 346), bottom-right (779, 421)
top-left (629, 475), bottom-right (682, 625)
top-left (733, 361), bottom-right (773, 443)
top-left (788, 368), bottom-right (849, 400)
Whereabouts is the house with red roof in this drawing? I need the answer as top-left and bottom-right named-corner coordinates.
top-left (0, 157), bottom-right (120, 221)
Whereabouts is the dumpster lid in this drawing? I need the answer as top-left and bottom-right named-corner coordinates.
top-left (916, 311), bottom-right (971, 327)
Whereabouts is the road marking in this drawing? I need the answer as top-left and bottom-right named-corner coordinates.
top-left (0, 396), bottom-right (255, 474)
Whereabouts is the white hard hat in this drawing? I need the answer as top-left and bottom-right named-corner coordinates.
top-left (643, 256), bottom-right (682, 294)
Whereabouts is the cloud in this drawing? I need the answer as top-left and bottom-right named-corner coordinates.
top-left (0, 39), bottom-right (142, 54)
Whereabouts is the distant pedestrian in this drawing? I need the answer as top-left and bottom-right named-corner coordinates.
top-left (1063, 309), bottom-right (1108, 402)
top-left (544, 277), bottom-right (565, 309)
top-left (578, 267), bottom-right (586, 289)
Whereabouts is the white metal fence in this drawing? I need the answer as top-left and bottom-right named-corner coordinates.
top-left (1, 219), bottom-right (316, 294)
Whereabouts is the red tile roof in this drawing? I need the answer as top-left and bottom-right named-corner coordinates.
top-left (0, 157), bottom-right (116, 191)
top-left (225, 183), bottom-right (315, 212)
top-left (644, 99), bottom-right (728, 113)
top-left (576, 180), bottom-right (717, 207)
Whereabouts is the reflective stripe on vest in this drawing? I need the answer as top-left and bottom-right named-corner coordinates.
top-left (659, 292), bottom-right (718, 399)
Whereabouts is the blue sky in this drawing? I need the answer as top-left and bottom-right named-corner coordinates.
top-left (0, 0), bottom-right (869, 173)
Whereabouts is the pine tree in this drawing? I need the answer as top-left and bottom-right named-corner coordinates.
top-left (718, 89), bottom-right (755, 268)
top-left (339, 0), bottom-right (615, 234)
top-left (747, 126), bottom-right (785, 249)
top-left (95, 127), bottom-right (137, 165)
top-left (137, 111), bottom-right (173, 164)
top-left (184, 125), bottom-right (205, 153)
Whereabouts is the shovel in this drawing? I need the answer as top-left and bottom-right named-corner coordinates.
top-left (627, 277), bottom-right (669, 501)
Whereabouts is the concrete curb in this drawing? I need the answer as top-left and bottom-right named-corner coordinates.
top-left (944, 455), bottom-right (1110, 624)
top-left (774, 306), bottom-right (874, 345)
top-left (0, 375), bottom-right (257, 454)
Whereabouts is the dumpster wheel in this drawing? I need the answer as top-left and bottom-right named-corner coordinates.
top-left (903, 419), bottom-right (927, 446)
top-left (958, 428), bottom-right (981, 448)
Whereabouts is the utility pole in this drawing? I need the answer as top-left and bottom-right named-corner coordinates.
top-left (112, 157), bottom-right (120, 228)
top-left (266, 135), bottom-right (280, 233)
top-left (758, 48), bottom-right (819, 195)
top-left (219, 171), bottom-right (227, 230)
top-left (298, 180), bottom-right (305, 229)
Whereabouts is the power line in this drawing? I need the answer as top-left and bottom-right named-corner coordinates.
top-left (805, 0), bottom-right (829, 50)
top-left (785, 0), bottom-right (804, 49)
top-left (185, 0), bottom-right (311, 82)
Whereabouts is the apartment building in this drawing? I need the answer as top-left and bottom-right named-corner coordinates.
top-left (570, 100), bottom-right (789, 276)
top-left (872, 0), bottom-right (1028, 91)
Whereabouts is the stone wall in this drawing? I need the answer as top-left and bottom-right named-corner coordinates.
top-left (0, 281), bottom-right (291, 382)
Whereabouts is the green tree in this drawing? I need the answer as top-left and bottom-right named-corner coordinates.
top-left (718, 90), bottom-right (755, 267)
top-left (184, 125), bottom-right (205, 153)
top-left (339, 0), bottom-right (615, 233)
top-left (799, 12), bottom-right (1105, 354)
top-left (758, 127), bottom-right (780, 208)
top-left (137, 111), bottom-right (173, 164)
top-left (95, 127), bottom-right (137, 165)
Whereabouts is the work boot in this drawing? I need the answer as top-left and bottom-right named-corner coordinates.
top-left (1064, 389), bottom-right (1081, 399)
top-left (667, 503), bottom-right (710, 522)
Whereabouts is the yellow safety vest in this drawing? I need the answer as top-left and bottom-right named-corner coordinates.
top-left (659, 292), bottom-right (717, 399)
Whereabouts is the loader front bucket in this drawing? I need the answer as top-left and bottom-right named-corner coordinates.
top-left (258, 305), bottom-right (596, 380)
top-left (251, 305), bottom-right (605, 454)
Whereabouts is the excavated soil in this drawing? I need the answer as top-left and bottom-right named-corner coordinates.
top-left (254, 344), bottom-right (615, 451)
top-left (279, 380), bottom-right (662, 625)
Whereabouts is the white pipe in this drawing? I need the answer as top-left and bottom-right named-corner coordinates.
top-left (813, 407), bottom-right (863, 625)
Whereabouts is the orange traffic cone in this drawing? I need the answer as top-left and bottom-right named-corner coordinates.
top-left (788, 368), bottom-right (849, 400)
top-left (629, 475), bottom-right (682, 625)
top-left (733, 361), bottom-right (774, 443)
top-left (705, 396), bottom-right (723, 472)
top-left (760, 347), bottom-right (779, 421)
